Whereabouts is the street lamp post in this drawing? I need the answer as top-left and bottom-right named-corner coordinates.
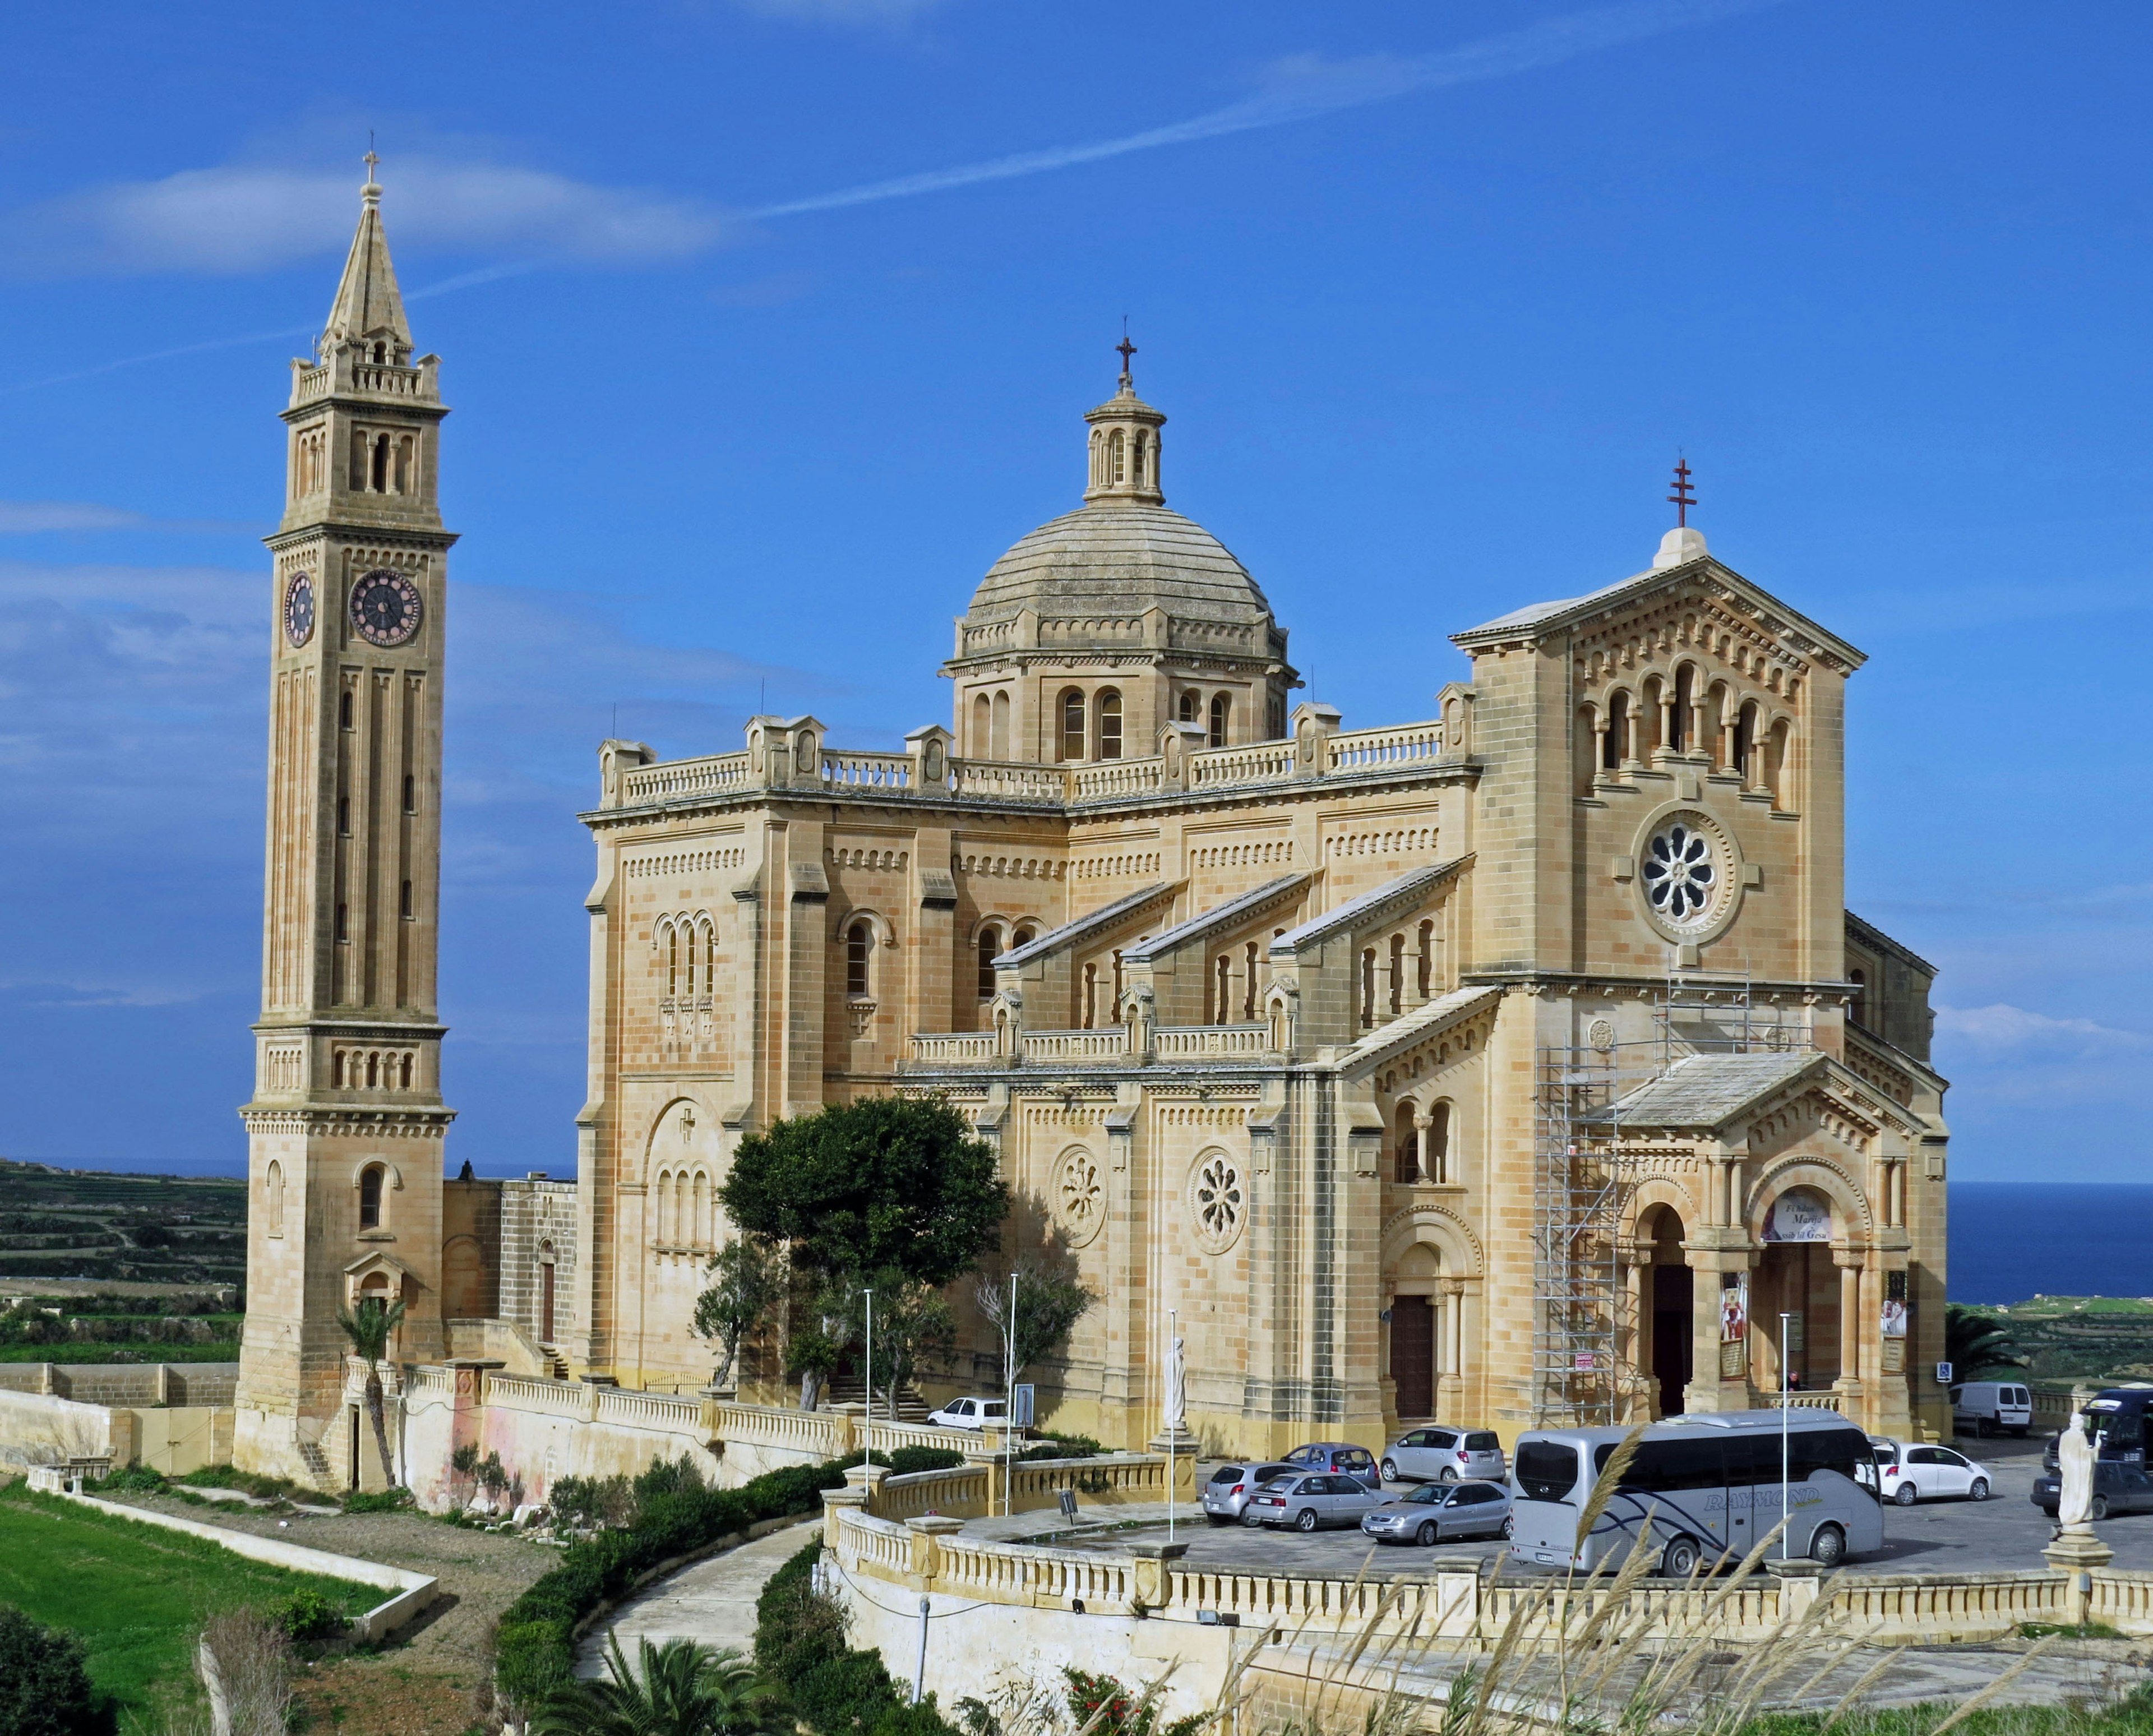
top-left (1778, 1309), bottom-right (1792, 1559)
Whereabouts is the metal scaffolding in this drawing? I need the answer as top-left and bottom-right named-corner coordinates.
top-left (1531, 968), bottom-right (1790, 1428)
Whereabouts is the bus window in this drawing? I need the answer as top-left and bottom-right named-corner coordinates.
top-left (1790, 1426), bottom-right (1875, 1489)
top-left (1618, 1437), bottom-right (1723, 1494)
top-left (1724, 1434), bottom-right (1780, 1487)
top-left (1516, 1441), bottom-right (1582, 1502)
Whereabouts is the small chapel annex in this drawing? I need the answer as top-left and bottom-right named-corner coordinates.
top-left (236, 180), bottom-right (1951, 1491)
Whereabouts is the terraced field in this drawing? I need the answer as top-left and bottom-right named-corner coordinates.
top-left (0, 1158), bottom-right (244, 1289)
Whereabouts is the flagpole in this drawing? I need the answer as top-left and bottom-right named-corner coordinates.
top-left (864, 1286), bottom-right (875, 1472)
top-left (1779, 1309), bottom-right (1792, 1559)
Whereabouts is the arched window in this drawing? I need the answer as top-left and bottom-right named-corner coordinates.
top-left (1604, 692), bottom-right (1629, 769)
top-left (403, 773), bottom-right (415, 813)
top-left (358, 1164), bottom-right (385, 1229)
top-left (692, 1171), bottom-right (710, 1249)
top-left (1012, 924), bottom-right (1037, 950)
top-left (398, 1053), bottom-right (412, 1089)
top-left (371, 433), bottom-right (390, 493)
top-left (1360, 948), bottom-right (1376, 1029)
top-left (1109, 429), bottom-right (1126, 482)
top-left (977, 927), bottom-right (1000, 1001)
top-left (1417, 921), bottom-right (1434, 998)
top-left (1134, 432), bottom-right (1149, 486)
top-left (1179, 690), bottom-right (1199, 723)
top-left (339, 689), bottom-right (354, 731)
top-left (972, 694), bottom-right (991, 758)
top-left (334, 902), bottom-right (348, 944)
top-left (1641, 676), bottom-right (1666, 755)
top-left (332, 1050), bottom-right (346, 1088)
top-left (1059, 690), bottom-right (1086, 762)
top-left (1735, 701), bottom-right (1759, 783)
top-left (847, 920), bottom-right (872, 996)
top-left (365, 1051), bottom-right (380, 1089)
top-left (1243, 939), bottom-right (1259, 1020)
top-left (684, 923), bottom-right (697, 997)
top-left (1388, 933), bottom-right (1405, 1016)
top-left (665, 924), bottom-right (678, 996)
top-left (1671, 665), bottom-right (1695, 752)
top-left (538, 1241), bottom-right (557, 1342)
top-left (265, 1160), bottom-right (285, 1238)
top-left (1208, 692), bottom-right (1229, 749)
top-left (1394, 1104), bottom-right (1420, 1185)
top-left (1096, 689), bottom-right (1122, 760)
top-left (1767, 718), bottom-right (1792, 806)
top-left (336, 795), bottom-right (350, 836)
top-left (395, 435), bottom-right (414, 494)
top-left (400, 879), bottom-right (413, 920)
top-left (1427, 1102), bottom-right (1452, 1185)
top-left (990, 690), bottom-right (1009, 758)
top-left (703, 921), bottom-right (717, 993)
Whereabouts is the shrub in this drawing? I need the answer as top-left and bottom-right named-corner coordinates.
top-left (91, 1463), bottom-right (169, 1494)
top-left (341, 1486), bottom-right (414, 1515)
top-left (0, 1605), bottom-right (104, 1736)
top-left (275, 1586), bottom-right (347, 1645)
top-left (756, 1542), bottom-right (960, 1736)
top-left (1014, 1433), bottom-right (1105, 1463)
top-left (549, 1472), bottom-right (635, 1532)
top-left (1061, 1669), bottom-right (1204, 1736)
top-left (850, 1446), bottom-right (963, 1478)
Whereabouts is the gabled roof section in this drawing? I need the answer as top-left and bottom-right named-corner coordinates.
top-left (324, 179), bottom-right (412, 347)
top-left (1342, 984), bottom-right (1502, 1069)
top-left (997, 882), bottom-right (1179, 968)
top-left (1584, 1050), bottom-right (1822, 1131)
top-left (1270, 858), bottom-right (1468, 957)
top-left (1451, 555), bottom-right (1865, 673)
top-left (1123, 875), bottom-right (1307, 963)
top-left (1845, 909), bottom-right (1938, 979)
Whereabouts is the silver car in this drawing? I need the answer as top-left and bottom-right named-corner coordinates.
top-left (1200, 1462), bottom-right (1297, 1525)
top-left (1361, 1480), bottom-right (1514, 1546)
top-left (1382, 1426), bottom-right (1507, 1485)
top-left (1245, 1472), bottom-right (1387, 1532)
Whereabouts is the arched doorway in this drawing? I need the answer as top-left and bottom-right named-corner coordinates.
top-left (1643, 1206), bottom-right (1692, 1416)
top-left (1389, 1242), bottom-right (1442, 1419)
top-left (1758, 1185), bottom-right (1837, 1392)
top-left (538, 1241), bottom-right (557, 1345)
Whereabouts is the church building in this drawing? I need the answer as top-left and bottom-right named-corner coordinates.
top-left (236, 178), bottom-right (1952, 1489)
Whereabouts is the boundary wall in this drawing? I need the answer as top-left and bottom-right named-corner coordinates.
top-left (0, 1384), bottom-right (234, 1476)
top-left (824, 1463), bottom-right (2153, 1721)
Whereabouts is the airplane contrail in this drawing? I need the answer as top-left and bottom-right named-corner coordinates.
top-left (740, 0), bottom-right (1787, 221)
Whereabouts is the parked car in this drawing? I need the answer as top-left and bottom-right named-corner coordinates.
top-left (1281, 1442), bottom-right (1382, 1490)
top-left (1951, 1382), bottom-right (2033, 1438)
top-left (1382, 1426), bottom-right (1506, 1485)
top-left (1245, 1472), bottom-right (1387, 1532)
top-left (2034, 1388), bottom-right (2153, 1519)
top-left (926, 1396), bottom-right (1007, 1430)
top-left (1361, 1480), bottom-right (1514, 1546)
top-left (1200, 1462), bottom-right (1298, 1525)
top-left (1869, 1437), bottom-right (1992, 1505)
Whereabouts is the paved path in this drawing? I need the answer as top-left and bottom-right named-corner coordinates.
top-left (575, 1518), bottom-right (821, 1678)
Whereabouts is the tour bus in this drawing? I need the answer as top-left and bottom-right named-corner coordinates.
top-left (1509, 1411), bottom-right (1884, 1576)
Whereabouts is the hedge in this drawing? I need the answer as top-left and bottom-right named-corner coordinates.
top-left (755, 1538), bottom-right (958, 1736)
top-left (494, 1446), bottom-right (964, 1706)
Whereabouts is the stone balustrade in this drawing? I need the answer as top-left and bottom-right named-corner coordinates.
top-left (1762, 1392), bottom-right (1842, 1410)
top-left (1019, 1028), bottom-right (1130, 1063)
top-left (908, 1032), bottom-right (998, 1064)
top-left (713, 1400), bottom-right (855, 1461)
top-left (1327, 721), bottom-right (1448, 774)
top-left (1154, 1023), bottom-right (1270, 1059)
top-left (1188, 740), bottom-right (1297, 789)
top-left (621, 753), bottom-right (752, 804)
top-left (820, 751), bottom-right (915, 791)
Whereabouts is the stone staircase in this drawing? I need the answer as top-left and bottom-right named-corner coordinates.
top-left (825, 1374), bottom-right (932, 1423)
top-left (295, 1437), bottom-right (335, 1490)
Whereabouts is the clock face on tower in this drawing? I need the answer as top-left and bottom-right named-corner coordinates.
top-left (349, 570), bottom-right (423, 647)
top-left (283, 571), bottom-right (315, 648)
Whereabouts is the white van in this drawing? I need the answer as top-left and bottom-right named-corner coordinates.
top-left (1950, 1382), bottom-right (2032, 1438)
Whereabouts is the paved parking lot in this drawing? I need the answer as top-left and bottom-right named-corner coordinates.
top-left (980, 1437), bottom-right (2153, 1577)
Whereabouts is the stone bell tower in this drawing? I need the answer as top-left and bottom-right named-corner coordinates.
top-left (234, 162), bottom-right (456, 1489)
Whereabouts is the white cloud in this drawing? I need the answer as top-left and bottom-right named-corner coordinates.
top-left (1937, 1004), bottom-right (2153, 1054)
top-left (0, 498), bottom-right (262, 534)
top-left (8, 160), bottom-right (727, 279)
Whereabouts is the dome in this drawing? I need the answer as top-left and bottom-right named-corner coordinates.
top-left (963, 501), bottom-right (1276, 631)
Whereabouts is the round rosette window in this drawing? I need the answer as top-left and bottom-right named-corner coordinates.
top-left (1188, 1150), bottom-right (1246, 1255)
top-left (1639, 814), bottom-right (1730, 938)
top-left (1055, 1147), bottom-right (1106, 1248)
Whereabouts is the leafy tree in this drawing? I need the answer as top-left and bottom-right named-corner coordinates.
top-left (826, 1273), bottom-right (956, 1424)
top-left (1946, 1304), bottom-right (2025, 1379)
top-left (973, 1257), bottom-right (1095, 1383)
top-left (693, 1238), bottom-right (785, 1391)
top-left (334, 1293), bottom-right (406, 1489)
top-left (533, 1634), bottom-right (782, 1736)
top-left (0, 1606), bottom-right (102, 1736)
top-left (786, 1327), bottom-right (842, 1412)
top-left (721, 1097), bottom-right (1008, 1287)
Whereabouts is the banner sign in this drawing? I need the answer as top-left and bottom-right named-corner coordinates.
top-left (1761, 1188), bottom-right (1832, 1243)
top-left (1720, 1271), bottom-right (1748, 1344)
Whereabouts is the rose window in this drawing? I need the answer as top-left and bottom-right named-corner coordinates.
top-left (1190, 1153), bottom-right (1244, 1253)
top-left (1057, 1149), bottom-right (1103, 1246)
top-left (1642, 821), bottom-right (1718, 929)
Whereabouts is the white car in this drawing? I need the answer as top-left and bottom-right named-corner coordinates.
top-left (1869, 1436), bottom-right (1993, 1505)
top-left (927, 1396), bottom-right (1008, 1430)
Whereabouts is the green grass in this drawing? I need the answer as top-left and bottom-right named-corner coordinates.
top-left (0, 1341), bottom-right (240, 1363)
top-left (0, 1480), bottom-right (379, 1716)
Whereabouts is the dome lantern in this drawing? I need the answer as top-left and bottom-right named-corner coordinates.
top-left (1083, 343), bottom-right (1166, 507)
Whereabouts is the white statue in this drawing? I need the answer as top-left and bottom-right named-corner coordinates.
top-left (2057, 1407), bottom-right (2097, 1530)
top-left (1164, 1335), bottom-right (1188, 1433)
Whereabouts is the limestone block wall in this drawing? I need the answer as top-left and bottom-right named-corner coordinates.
top-left (0, 1363), bottom-right (238, 1405)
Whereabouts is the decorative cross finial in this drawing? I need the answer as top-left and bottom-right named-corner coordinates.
top-left (1115, 316), bottom-right (1136, 384)
top-left (1667, 454), bottom-right (1695, 528)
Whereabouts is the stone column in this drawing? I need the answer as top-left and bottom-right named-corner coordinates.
top-left (1412, 1109), bottom-right (1434, 1184)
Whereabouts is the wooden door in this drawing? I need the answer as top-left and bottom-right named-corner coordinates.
top-left (1390, 1296), bottom-right (1435, 1418)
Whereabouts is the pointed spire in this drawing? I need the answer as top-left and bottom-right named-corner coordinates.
top-left (323, 154), bottom-right (411, 353)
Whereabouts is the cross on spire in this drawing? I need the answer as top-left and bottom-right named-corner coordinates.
top-left (1667, 455), bottom-right (1695, 527)
top-left (1115, 317), bottom-right (1136, 384)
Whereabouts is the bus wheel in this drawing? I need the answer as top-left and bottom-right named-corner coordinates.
top-left (1809, 1523), bottom-right (1846, 1567)
top-left (1661, 1536), bottom-right (1703, 1578)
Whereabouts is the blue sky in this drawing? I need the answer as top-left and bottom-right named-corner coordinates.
top-left (0, 0), bottom-right (2146, 1182)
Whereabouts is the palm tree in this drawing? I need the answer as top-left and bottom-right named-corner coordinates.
top-left (532, 1635), bottom-right (780, 1736)
top-left (1946, 1304), bottom-right (2025, 1380)
top-left (334, 1294), bottom-right (406, 1489)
